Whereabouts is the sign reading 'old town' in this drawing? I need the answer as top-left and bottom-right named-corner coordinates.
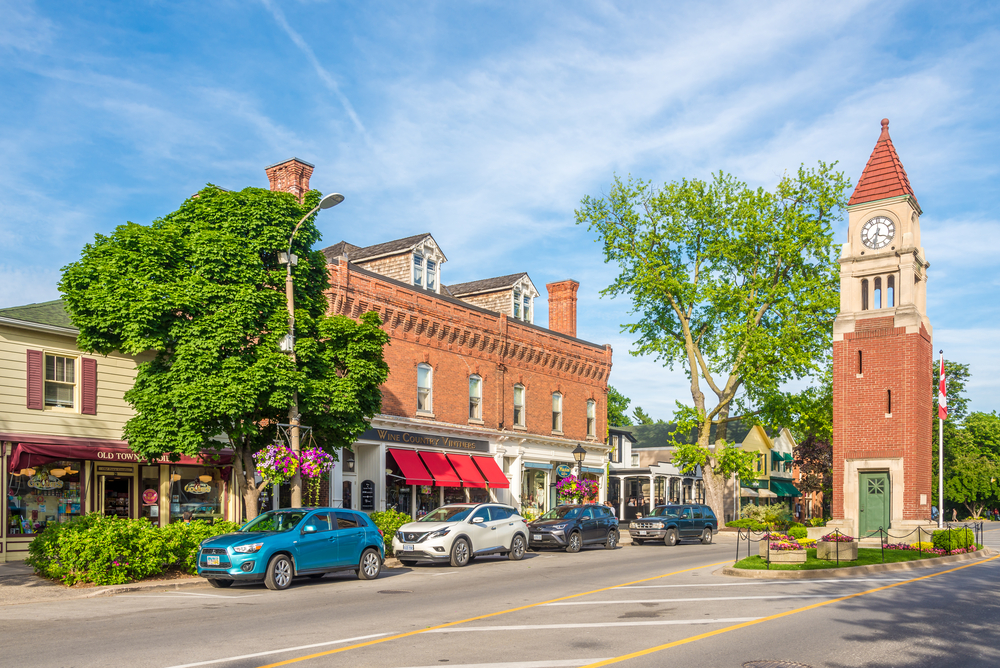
top-left (360, 428), bottom-right (489, 453)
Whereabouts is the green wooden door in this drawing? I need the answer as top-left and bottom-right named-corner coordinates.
top-left (859, 472), bottom-right (890, 537)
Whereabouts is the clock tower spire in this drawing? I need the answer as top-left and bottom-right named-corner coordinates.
top-left (829, 119), bottom-right (934, 540)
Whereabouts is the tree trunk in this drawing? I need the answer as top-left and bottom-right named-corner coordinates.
top-left (702, 462), bottom-right (728, 521)
top-left (236, 447), bottom-right (262, 521)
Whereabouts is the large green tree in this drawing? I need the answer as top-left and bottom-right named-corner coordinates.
top-left (577, 163), bottom-right (850, 520)
top-left (60, 185), bottom-right (390, 519)
top-left (931, 361), bottom-right (971, 507)
top-left (607, 386), bottom-right (633, 427)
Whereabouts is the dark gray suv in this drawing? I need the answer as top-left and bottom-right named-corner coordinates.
top-left (628, 504), bottom-right (717, 546)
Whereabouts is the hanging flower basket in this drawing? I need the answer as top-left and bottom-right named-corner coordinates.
top-left (253, 443), bottom-right (298, 486)
top-left (556, 475), bottom-right (598, 504)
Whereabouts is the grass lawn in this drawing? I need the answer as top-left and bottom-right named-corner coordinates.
top-left (733, 547), bottom-right (975, 570)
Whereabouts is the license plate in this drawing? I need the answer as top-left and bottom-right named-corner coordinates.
top-left (532, 534), bottom-right (542, 540)
top-left (636, 531), bottom-right (647, 535)
top-left (403, 544), bottom-right (414, 551)
top-left (206, 555), bottom-right (220, 565)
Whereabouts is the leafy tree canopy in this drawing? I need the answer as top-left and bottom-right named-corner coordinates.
top-left (60, 185), bottom-right (390, 518)
top-left (577, 163), bottom-right (849, 519)
top-left (607, 386), bottom-right (633, 427)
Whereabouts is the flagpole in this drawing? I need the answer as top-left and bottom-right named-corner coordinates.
top-left (938, 350), bottom-right (944, 529)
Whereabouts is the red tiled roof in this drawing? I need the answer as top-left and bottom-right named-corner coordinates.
top-left (848, 119), bottom-right (918, 209)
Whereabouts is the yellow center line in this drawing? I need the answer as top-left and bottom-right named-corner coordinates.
top-left (579, 553), bottom-right (1000, 667)
top-left (256, 559), bottom-right (733, 667)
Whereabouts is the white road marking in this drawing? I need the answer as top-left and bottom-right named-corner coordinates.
top-left (396, 660), bottom-right (610, 668)
top-left (616, 578), bottom-right (907, 589)
top-left (163, 591), bottom-right (264, 599)
top-left (431, 572), bottom-right (458, 576)
top-left (427, 618), bottom-right (759, 632)
top-left (162, 633), bottom-right (389, 668)
top-left (543, 595), bottom-right (831, 606)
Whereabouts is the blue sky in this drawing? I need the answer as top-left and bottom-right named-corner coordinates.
top-left (2, 1), bottom-right (998, 418)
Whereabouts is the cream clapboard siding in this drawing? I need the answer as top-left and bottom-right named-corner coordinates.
top-left (0, 324), bottom-right (143, 441)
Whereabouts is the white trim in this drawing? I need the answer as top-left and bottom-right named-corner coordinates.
top-left (0, 316), bottom-right (78, 336)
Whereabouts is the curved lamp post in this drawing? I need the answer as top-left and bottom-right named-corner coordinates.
top-left (280, 192), bottom-right (344, 508)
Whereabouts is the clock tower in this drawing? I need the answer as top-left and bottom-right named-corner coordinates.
top-left (829, 119), bottom-right (934, 540)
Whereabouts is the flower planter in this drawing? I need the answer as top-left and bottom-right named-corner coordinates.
top-left (816, 540), bottom-right (858, 561)
top-left (759, 548), bottom-right (807, 564)
top-left (806, 526), bottom-right (828, 541)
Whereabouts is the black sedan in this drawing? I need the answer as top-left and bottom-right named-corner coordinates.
top-left (527, 504), bottom-right (619, 552)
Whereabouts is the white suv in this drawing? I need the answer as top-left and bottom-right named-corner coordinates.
top-left (392, 503), bottom-right (528, 567)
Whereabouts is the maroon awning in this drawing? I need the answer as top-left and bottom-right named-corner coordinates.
top-left (387, 448), bottom-right (434, 486)
top-left (446, 454), bottom-right (488, 488)
top-left (472, 455), bottom-right (510, 489)
top-left (8, 442), bottom-right (232, 472)
top-left (419, 451), bottom-right (462, 487)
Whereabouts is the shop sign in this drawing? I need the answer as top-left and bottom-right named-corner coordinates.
top-left (183, 481), bottom-right (211, 495)
top-left (360, 480), bottom-right (376, 511)
top-left (142, 489), bottom-right (159, 505)
top-left (97, 465), bottom-right (134, 474)
top-left (28, 474), bottom-right (63, 490)
top-left (555, 464), bottom-right (572, 477)
top-left (359, 428), bottom-right (489, 453)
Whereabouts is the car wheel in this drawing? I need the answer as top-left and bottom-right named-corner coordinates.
top-left (605, 529), bottom-right (617, 549)
top-left (565, 531), bottom-right (582, 553)
top-left (508, 534), bottom-right (526, 561)
top-left (207, 579), bottom-right (233, 588)
top-left (264, 554), bottom-right (293, 591)
top-left (358, 548), bottom-right (382, 580)
top-left (632, 538), bottom-right (644, 545)
top-left (664, 529), bottom-right (678, 547)
top-left (400, 559), bottom-right (417, 567)
top-left (450, 538), bottom-right (471, 567)
top-left (701, 528), bottom-right (713, 545)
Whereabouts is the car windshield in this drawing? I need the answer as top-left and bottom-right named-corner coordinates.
top-left (419, 506), bottom-right (474, 522)
top-left (539, 507), bottom-right (583, 520)
top-left (648, 506), bottom-right (681, 519)
top-left (240, 510), bottom-right (309, 532)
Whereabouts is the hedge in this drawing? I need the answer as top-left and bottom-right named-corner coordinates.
top-left (369, 509), bottom-right (411, 555)
top-left (26, 513), bottom-right (241, 586)
top-left (932, 527), bottom-right (974, 552)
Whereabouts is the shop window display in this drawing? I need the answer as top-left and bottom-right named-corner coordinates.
top-left (169, 466), bottom-right (223, 523)
top-left (385, 452), bottom-right (412, 516)
top-left (520, 469), bottom-right (546, 516)
top-left (416, 485), bottom-right (436, 517)
top-left (443, 487), bottom-right (465, 505)
top-left (7, 460), bottom-right (83, 535)
top-left (141, 466), bottom-right (160, 522)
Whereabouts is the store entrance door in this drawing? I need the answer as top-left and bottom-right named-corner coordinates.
top-left (101, 476), bottom-right (133, 519)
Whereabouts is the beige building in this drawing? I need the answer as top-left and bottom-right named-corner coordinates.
top-left (0, 301), bottom-right (238, 561)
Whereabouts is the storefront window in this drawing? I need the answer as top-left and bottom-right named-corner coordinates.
top-left (385, 451), bottom-right (412, 516)
top-left (141, 466), bottom-right (160, 522)
top-left (469, 488), bottom-right (489, 503)
top-left (654, 477), bottom-right (666, 506)
top-left (169, 466), bottom-right (223, 523)
top-left (520, 469), bottom-right (547, 517)
top-left (443, 487), bottom-right (465, 505)
top-left (7, 460), bottom-right (83, 535)
top-left (416, 485), bottom-right (436, 518)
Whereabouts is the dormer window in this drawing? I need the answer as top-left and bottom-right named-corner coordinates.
top-left (414, 254), bottom-right (424, 288)
top-left (513, 290), bottom-right (521, 318)
top-left (511, 282), bottom-right (535, 323)
top-left (426, 260), bottom-right (437, 290)
top-left (523, 294), bottom-right (530, 322)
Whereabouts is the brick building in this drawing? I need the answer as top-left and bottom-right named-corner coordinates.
top-left (263, 159), bottom-right (614, 519)
top-left (828, 120), bottom-right (934, 539)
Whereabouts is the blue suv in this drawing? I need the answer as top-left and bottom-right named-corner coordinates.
top-left (196, 508), bottom-right (385, 590)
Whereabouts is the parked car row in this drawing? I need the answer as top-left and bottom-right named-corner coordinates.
top-left (196, 502), bottom-right (717, 591)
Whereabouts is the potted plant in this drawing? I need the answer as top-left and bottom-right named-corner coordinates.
top-left (816, 531), bottom-right (858, 560)
top-left (758, 532), bottom-right (807, 563)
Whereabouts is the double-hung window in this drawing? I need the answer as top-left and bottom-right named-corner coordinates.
top-left (417, 363), bottom-right (433, 413)
top-left (513, 384), bottom-right (525, 427)
top-left (552, 392), bottom-right (563, 432)
top-left (426, 260), bottom-right (437, 291)
top-left (45, 354), bottom-right (76, 408)
top-left (523, 294), bottom-right (531, 322)
top-left (513, 289), bottom-right (521, 319)
top-left (469, 375), bottom-right (482, 420)
top-left (413, 254), bottom-right (424, 288)
top-left (586, 400), bottom-right (596, 438)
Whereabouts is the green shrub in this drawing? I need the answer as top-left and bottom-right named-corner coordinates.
top-left (726, 519), bottom-right (767, 531)
top-left (369, 509), bottom-right (412, 555)
top-left (809, 518), bottom-right (826, 527)
top-left (162, 520), bottom-right (242, 574)
top-left (740, 502), bottom-right (793, 527)
top-left (932, 527), bottom-right (974, 551)
top-left (788, 526), bottom-right (808, 539)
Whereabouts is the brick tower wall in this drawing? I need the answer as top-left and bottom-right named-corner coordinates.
top-left (832, 315), bottom-right (933, 521)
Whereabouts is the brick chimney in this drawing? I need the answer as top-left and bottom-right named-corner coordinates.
top-left (546, 280), bottom-right (580, 338)
top-left (265, 158), bottom-right (314, 203)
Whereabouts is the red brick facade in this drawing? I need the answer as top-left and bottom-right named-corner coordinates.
top-left (325, 262), bottom-right (612, 444)
top-left (832, 317), bottom-right (933, 521)
top-left (547, 280), bottom-right (579, 338)
top-left (265, 158), bottom-right (314, 203)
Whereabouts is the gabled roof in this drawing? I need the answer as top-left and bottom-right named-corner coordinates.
top-left (0, 299), bottom-right (76, 330)
top-left (447, 272), bottom-right (531, 297)
top-left (848, 118), bottom-right (919, 211)
top-left (321, 233), bottom-right (441, 265)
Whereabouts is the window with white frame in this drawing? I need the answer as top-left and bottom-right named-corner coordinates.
top-left (513, 384), bottom-right (525, 427)
top-left (413, 253), bottom-right (424, 288)
top-left (523, 293), bottom-right (531, 322)
top-left (513, 289), bottom-right (521, 319)
top-left (551, 392), bottom-right (563, 432)
top-left (45, 354), bottom-right (76, 408)
top-left (469, 375), bottom-right (482, 420)
top-left (417, 363), bottom-right (433, 413)
top-left (631, 453), bottom-right (639, 467)
top-left (426, 259), bottom-right (437, 291)
top-left (586, 400), bottom-right (596, 438)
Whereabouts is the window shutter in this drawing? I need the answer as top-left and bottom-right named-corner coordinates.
top-left (26, 349), bottom-right (44, 410)
top-left (82, 358), bottom-right (98, 415)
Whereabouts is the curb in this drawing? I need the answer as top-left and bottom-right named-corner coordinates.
top-left (716, 547), bottom-right (996, 579)
top-left (83, 577), bottom-right (207, 598)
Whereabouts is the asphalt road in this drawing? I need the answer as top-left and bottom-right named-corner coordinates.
top-left (3, 529), bottom-right (1000, 668)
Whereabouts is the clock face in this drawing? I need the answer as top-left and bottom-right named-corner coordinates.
top-left (860, 216), bottom-right (895, 250)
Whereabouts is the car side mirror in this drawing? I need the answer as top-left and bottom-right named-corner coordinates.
top-left (471, 516), bottom-right (485, 524)
top-left (302, 525), bottom-right (317, 534)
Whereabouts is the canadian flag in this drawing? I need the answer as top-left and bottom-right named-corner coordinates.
top-left (938, 353), bottom-right (947, 421)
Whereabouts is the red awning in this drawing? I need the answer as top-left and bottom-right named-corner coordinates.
top-left (387, 449), bottom-right (434, 486)
top-left (8, 442), bottom-right (232, 473)
top-left (419, 451), bottom-right (462, 487)
top-left (446, 454), bottom-right (488, 488)
top-left (472, 455), bottom-right (510, 489)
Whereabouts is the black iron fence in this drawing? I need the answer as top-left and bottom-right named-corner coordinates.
top-left (735, 522), bottom-right (984, 569)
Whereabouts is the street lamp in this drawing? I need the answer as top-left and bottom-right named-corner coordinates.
top-left (572, 445), bottom-right (587, 505)
top-left (279, 192), bottom-right (344, 508)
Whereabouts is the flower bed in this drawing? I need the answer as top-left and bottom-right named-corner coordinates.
top-left (883, 543), bottom-right (979, 556)
top-left (816, 539), bottom-right (858, 561)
